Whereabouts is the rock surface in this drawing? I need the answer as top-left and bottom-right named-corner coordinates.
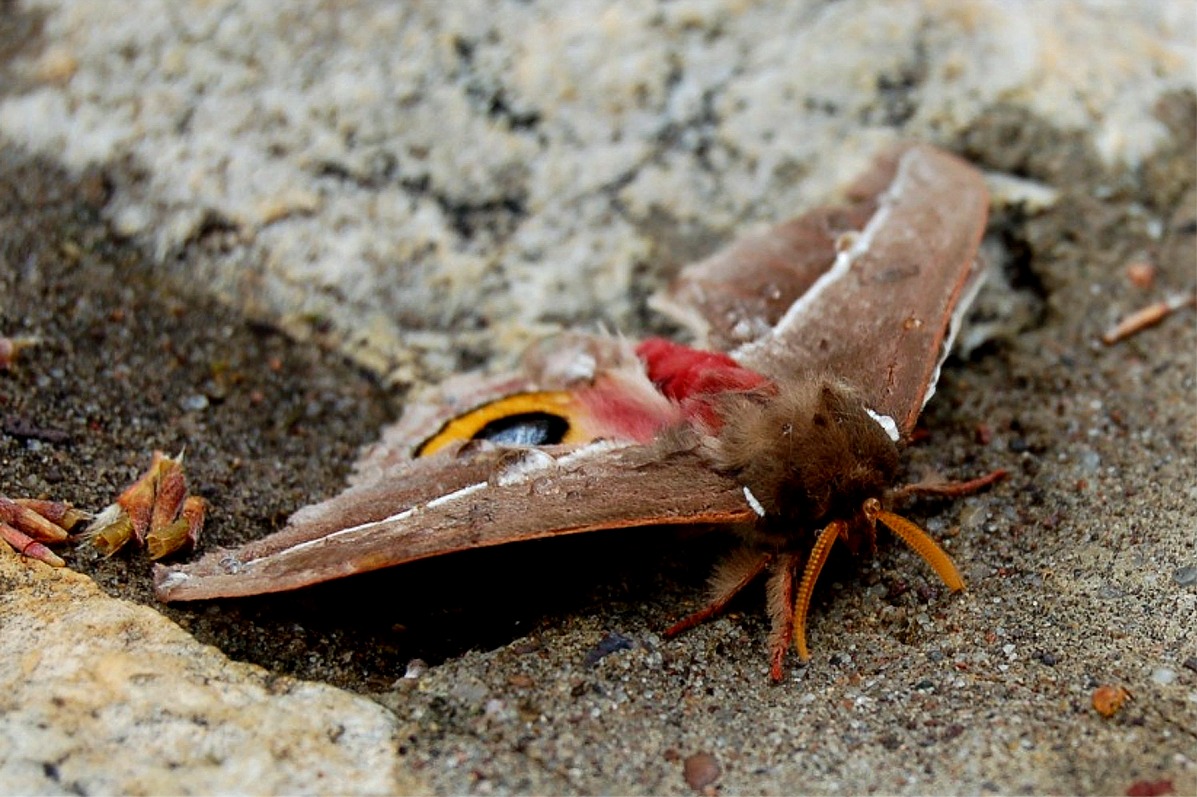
top-left (2, 0), bottom-right (1191, 382)
top-left (0, 555), bottom-right (418, 795)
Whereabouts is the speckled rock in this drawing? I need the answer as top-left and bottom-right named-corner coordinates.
top-left (0, 556), bottom-right (418, 795)
top-left (1, 0), bottom-right (1191, 383)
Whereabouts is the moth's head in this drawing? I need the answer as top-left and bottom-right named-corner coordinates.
top-left (713, 376), bottom-right (902, 541)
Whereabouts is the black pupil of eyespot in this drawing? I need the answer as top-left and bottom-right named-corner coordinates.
top-left (473, 412), bottom-right (570, 447)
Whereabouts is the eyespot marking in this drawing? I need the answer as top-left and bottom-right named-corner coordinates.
top-left (475, 412), bottom-right (569, 447)
top-left (416, 392), bottom-right (583, 456)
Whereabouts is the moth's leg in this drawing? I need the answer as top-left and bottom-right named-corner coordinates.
top-left (664, 548), bottom-right (771, 637)
top-left (889, 468), bottom-right (1006, 501)
top-left (766, 553), bottom-right (800, 682)
top-left (793, 519), bottom-right (847, 663)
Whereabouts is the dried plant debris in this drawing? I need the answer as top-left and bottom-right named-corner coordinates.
top-left (1101, 290), bottom-right (1196, 345)
top-left (85, 450), bottom-right (206, 560)
top-left (0, 335), bottom-right (39, 370)
top-left (0, 495), bottom-right (87, 566)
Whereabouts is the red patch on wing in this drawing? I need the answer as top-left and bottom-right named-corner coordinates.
top-left (635, 338), bottom-right (772, 429)
top-left (575, 379), bottom-right (681, 444)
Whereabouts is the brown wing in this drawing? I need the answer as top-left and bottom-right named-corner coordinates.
top-left (733, 145), bottom-right (988, 435)
top-left (650, 150), bottom-right (902, 352)
top-left (154, 437), bottom-right (754, 601)
top-left (654, 144), bottom-right (990, 437)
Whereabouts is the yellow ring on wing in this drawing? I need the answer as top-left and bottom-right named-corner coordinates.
top-left (415, 391), bottom-right (591, 457)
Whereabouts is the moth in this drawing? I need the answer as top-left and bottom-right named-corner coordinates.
top-left (155, 144), bottom-right (1003, 680)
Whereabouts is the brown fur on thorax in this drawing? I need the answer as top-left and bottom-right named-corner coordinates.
top-left (712, 376), bottom-right (900, 549)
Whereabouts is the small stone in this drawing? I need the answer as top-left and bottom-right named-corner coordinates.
top-left (1125, 778), bottom-right (1174, 797)
top-left (1125, 260), bottom-right (1157, 289)
top-left (1151, 667), bottom-right (1176, 686)
top-left (584, 632), bottom-right (634, 667)
top-left (181, 394), bottom-right (209, 412)
top-left (1092, 684), bottom-right (1132, 717)
top-left (1172, 566), bottom-right (1197, 587)
top-left (683, 752), bottom-right (721, 792)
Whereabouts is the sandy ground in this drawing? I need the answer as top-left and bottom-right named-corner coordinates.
top-left (1, 2), bottom-right (1195, 795)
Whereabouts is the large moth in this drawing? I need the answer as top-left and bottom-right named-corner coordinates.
top-left (155, 144), bottom-right (1002, 680)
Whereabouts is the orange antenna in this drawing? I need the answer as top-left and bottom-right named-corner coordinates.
top-left (866, 498), bottom-right (964, 592)
top-left (793, 519), bottom-right (848, 662)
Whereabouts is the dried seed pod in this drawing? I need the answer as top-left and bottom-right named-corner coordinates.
top-left (86, 450), bottom-right (173, 552)
top-left (121, 451), bottom-right (168, 543)
top-left (85, 504), bottom-right (136, 556)
top-left (1101, 291), bottom-right (1196, 345)
top-left (0, 496), bottom-right (70, 542)
top-left (150, 452), bottom-right (187, 535)
top-left (12, 499), bottom-right (90, 531)
top-left (1, 521), bottom-right (65, 567)
top-left (147, 495), bottom-right (206, 560)
top-left (0, 335), bottom-right (39, 370)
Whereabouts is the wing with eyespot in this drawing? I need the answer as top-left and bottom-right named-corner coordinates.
top-left (154, 437), bottom-right (754, 601)
top-left (350, 333), bottom-right (641, 482)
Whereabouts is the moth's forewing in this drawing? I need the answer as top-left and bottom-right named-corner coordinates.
top-left (650, 151), bottom-right (906, 353)
top-left (649, 202), bottom-right (880, 353)
top-left (154, 438), bottom-right (754, 601)
top-left (734, 145), bottom-right (988, 435)
top-left (656, 144), bottom-right (989, 437)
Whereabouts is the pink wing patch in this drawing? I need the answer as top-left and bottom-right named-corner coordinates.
top-left (635, 338), bottom-right (772, 430)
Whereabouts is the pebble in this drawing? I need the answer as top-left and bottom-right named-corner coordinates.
top-left (1150, 668), bottom-right (1175, 686)
top-left (1092, 685), bottom-right (1132, 717)
top-left (683, 752), bottom-right (721, 791)
top-left (1172, 566), bottom-right (1197, 587)
top-left (584, 632), bottom-right (634, 667)
top-left (181, 393), bottom-right (209, 411)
